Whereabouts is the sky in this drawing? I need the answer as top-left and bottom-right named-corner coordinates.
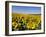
top-left (12, 6), bottom-right (41, 14)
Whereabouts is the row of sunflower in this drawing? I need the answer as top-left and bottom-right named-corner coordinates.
top-left (12, 13), bottom-right (41, 31)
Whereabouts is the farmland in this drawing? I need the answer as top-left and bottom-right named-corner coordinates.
top-left (12, 13), bottom-right (41, 31)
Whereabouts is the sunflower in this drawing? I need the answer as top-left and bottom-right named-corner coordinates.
top-left (26, 15), bottom-right (41, 30)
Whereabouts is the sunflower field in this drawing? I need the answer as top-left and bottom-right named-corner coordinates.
top-left (12, 13), bottom-right (41, 31)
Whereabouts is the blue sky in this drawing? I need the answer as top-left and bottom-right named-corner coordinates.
top-left (12, 6), bottom-right (41, 14)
